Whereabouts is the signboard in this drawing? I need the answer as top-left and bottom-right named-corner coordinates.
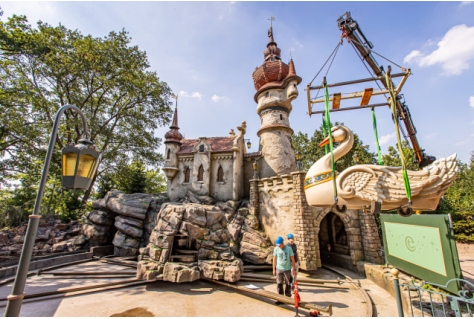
top-left (380, 214), bottom-right (462, 294)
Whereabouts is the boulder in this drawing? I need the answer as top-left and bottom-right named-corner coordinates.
top-left (106, 193), bottom-right (153, 220)
top-left (148, 232), bottom-right (173, 249)
top-left (114, 219), bottom-right (143, 239)
top-left (52, 242), bottom-right (68, 252)
top-left (155, 204), bottom-right (185, 235)
top-left (55, 223), bottom-right (69, 231)
top-left (239, 241), bottom-right (273, 264)
top-left (82, 223), bottom-right (112, 246)
top-left (114, 246), bottom-right (138, 257)
top-left (199, 259), bottom-right (243, 282)
top-left (112, 231), bottom-right (140, 249)
top-left (86, 210), bottom-right (115, 226)
top-left (163, 263), bottom-right (200, 283)
top-left (179, 221), bottom-right (209, 240)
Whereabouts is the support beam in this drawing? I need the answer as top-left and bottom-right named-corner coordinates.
top-left (360, 88), bottom-right (373, 106)
top-left (332, 92), bottom-right (341, 109)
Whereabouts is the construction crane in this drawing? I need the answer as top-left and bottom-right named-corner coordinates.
top-left (336, 11), bottom-right (436, 168)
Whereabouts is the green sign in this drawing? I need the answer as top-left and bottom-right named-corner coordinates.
top-left (380, 214), bottom-right (462, 294)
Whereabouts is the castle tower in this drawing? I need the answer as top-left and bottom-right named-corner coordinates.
top-left (162, 106), bottom-right (182, 182)
top-left (252, 24), bottom-right (302, 177)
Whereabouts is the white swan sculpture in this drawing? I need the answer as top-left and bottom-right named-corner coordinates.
top-left (304, 125), bottom-right (458, 211)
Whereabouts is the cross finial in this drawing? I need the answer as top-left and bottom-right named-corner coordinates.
top-left (268, 16), bottom-right (276, 27)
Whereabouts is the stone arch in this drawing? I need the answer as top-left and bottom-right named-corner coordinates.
top-left (217, 165), bottom-right (224, 182)
top-left (313, 208), bottom-right (364, 267)
top-left (197, 165), bottom-right (204, 182)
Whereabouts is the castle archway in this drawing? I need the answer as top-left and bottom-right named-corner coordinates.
top-left (314, 208), bottom-right (365, 271)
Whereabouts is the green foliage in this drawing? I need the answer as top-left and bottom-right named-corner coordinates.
top-left (292, 121), bottom-right (377, 172)
top-left (0, 14), bottom-right (172, 220)
top-left (93, 160), bottom-right (167, 198)
top-left (436, 153), bottom-right (474, 242)
top-left (382, 140), bottom-right (420, 171)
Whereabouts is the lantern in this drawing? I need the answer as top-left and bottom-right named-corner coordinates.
top-left (62, 138), bottom-right (100, 190)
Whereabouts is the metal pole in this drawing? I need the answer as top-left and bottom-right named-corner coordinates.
top-left (391, 268), bottom-right (404, 317)
top-left (5, 105), bottom-right (88, 317)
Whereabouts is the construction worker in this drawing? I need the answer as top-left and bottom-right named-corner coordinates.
top-left (286, 233), bottom-right (300, 290)
top-left (273, 236), bottom-right (296, 301)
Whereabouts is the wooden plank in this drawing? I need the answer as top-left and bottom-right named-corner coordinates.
top-left (204, 278), bottom-right (333, 315)
top-left (332, 93), bottom-right (341, 109)
top-left (360, 88), bottom-right (373, 106)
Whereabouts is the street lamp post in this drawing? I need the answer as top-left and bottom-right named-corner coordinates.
top-left (4, 105), bottom-right (100, 317)
top-left (295, 151), bottom-right (302, 171)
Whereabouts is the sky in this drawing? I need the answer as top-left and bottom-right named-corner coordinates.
top-left (2, 1), bottom-right (474, 165)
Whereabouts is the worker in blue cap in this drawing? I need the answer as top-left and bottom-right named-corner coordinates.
top-left (273, 236), bottom-right (296, 302)
top-left (287, 233), bottom-right (300, 290)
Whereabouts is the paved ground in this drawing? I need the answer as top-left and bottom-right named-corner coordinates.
top-left (0, 243), bottom-right (471, 317)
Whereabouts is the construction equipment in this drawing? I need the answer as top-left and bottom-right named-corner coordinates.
top-left (336, 11), bottom-right (435, 168)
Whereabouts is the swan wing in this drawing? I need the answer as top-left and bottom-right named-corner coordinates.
top-left (417, 154), bottom-right (458, 198)
top-left (337, 163), bottom-right (444, 203)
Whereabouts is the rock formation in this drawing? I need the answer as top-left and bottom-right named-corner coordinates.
top-left (81, 189), bottom-right (274, 283)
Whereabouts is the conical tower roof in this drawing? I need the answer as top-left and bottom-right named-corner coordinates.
top-left (252, 24), bottom-right (302, 102)
top-left (164, 107), bottom-right (183, 144)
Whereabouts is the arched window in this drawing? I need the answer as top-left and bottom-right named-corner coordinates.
top-left (280, 114), bottom-right (283, 121)
top-left (166, 149), bottom-right (171, 159)
top-left (197, 165), bottom-right (204, 181)
top-left (217, 165), bottom-right (224, 182)
top-left (184, 166), bottom-right (190, 183)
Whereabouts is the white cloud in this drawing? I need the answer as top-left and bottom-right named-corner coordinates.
top-left (378, 132), bottom-right (396, 146)
top-left (191, 92), bottom-right (202, 100)
top-left (403, 50), bottom-right (422, 64)
top-left (403, 24), bottom-right (474, 76)
top-left (211, 94), bottom-right (226, 102)
top-left (179, 91), bottom-right (203, 100)
top-left (470, 95), bottom-right (474, 108)
top-left (460, 1), bottom-right (472, 6)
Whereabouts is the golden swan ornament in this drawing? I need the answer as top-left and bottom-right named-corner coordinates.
top-left (304, 125), bottom-right (458, 211)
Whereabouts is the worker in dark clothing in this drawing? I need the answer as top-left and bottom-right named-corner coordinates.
top-left (273, 236), bottom-right (296, 302)
top-left (287, 233), bottom-right (300, 290)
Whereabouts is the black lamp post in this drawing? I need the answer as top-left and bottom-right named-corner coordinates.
top-left (295, 151), bottom-right (303, 171)
top-left (244, 139), bottom-right (251, 150)
top-left (4, 105), bottom-right (100, 317)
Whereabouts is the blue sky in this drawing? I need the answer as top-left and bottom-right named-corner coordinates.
top-left (2, 1), bottom-right (474, 165)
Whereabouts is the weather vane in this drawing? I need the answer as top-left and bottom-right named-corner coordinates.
top-left (268, 16), bottom-right (276, 27)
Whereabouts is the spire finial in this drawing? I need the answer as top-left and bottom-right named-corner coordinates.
top-left (268, 16), bottom-right (276, 43)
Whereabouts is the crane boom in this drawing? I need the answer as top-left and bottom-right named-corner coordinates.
top-left (337, 12), bottom-right (435, 168)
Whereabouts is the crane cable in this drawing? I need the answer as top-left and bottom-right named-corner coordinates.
top-left (386, 73), bottom-right (412, 204)
top-left (323, 78), bottom-right (338, 204)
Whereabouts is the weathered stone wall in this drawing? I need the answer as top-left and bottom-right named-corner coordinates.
top-left (358, 209), bottom-right (384, 264)
top-left (209, 155), bottom-right (234, 201)
top-left (292, 172), bottom-right (318, 270)
top-left (256, 174), bottom-right (294, 244)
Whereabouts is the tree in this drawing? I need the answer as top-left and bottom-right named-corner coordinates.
top-left (292, 121), bottom-right (377, 172)
top-left (436, 152), bottom-right (474, 242)
top-left (382, 140), bottom-right (420, 171)
top-left (93, 160), bottom-right (167, 198)
top-left (0, 15), bottom-right (172, 214)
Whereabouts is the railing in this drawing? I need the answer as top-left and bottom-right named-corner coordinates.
top-left (393, 270), bottom-right (474, 317)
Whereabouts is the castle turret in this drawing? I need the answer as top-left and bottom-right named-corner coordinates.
top-left (251, 24), bottom-right (302, 177)
top-left (162, 106), bottom-right (182, 181)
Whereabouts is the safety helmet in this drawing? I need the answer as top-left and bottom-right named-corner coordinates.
top-left (287, 233), bottom-right (294, 239)
top-left (276, 236), bottom-right (284, 245)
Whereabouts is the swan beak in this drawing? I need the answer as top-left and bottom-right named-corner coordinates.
top-left (319, 136), bottom-right (335, 147)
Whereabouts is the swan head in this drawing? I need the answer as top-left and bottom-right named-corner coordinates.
top-left (319, 125), bottom-right (350, 147)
